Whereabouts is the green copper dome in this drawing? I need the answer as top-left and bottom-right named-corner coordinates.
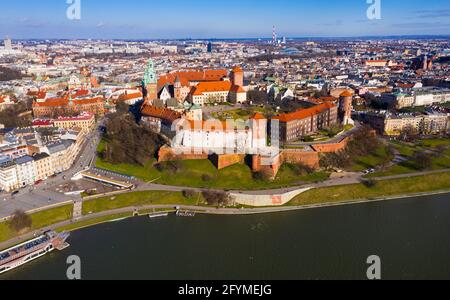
top-left (142, 59), bottom-right (157, 86)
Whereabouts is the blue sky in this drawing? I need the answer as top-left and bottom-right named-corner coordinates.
top-left (0, 0), bottom-right (449, 39)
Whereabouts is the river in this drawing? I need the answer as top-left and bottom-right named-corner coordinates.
top-left (3, 193), bottom-right (450, 280)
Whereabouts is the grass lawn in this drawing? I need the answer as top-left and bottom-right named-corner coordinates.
top-left (351, 145), bottom-right (393, 172)
top-left (0, 222), bottom-right (14, 245)
top-left (82, 191), bottom-right (197, 215)
top-left (431, 155), bottom-right (450, 169)
top-left (367, 155), bottom-right (450, 178)
top-left (0, 204), bottom-right (73, 244)
top-left (97, 138), bottom-right (106, 153)
top-left (96, 158), bottom-right (158, 181)
top-left (390, 141), bottom-right (417, 157)
top-left (366, 139), bottom-right (450, 178)
top-left (366, 164), bottom-right (417, 178)
top-left (56, 212), bottom-right (132, 233)
top-left (152, 160), bottom-right (329, 190)
top-left (96, 155), bottom-right (329, 190)
top-left (212, 107), bottom-right (272, 121)
top-left (288, 172), bottom-right (450, 206)
top-left (418, 138), bottom-right (450, 148)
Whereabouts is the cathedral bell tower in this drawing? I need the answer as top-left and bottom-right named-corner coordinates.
top-left (174, 75), bottom-right (183, 102)
top-left (231, 66), bottom-right (244, 87)
top-left (142, 59), bottom-right (158, 103)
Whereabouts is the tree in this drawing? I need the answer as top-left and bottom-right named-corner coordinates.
top-left (115, 101), bottom-right (129, 114)
top-left (290, 163), bottom-right (314, 176)
top-left (202, 190), bottom-right (232, 207)
top-left (361, 178), bottom-right (377, 188)
top-left (319, 126), bottom-right (382, 170)
top-left (0, 66), bottom-right (24, 81)
top-left (102, 113), bottom-right (163, 166)
top-left (182, 190), bottom-right (197, 199)
top-left (412, 152), bottom-right (432, 171)
top-left (247, 90), bottom-right (269, 105)
top-left (9, 210), bottom-right (32, 232)
top-left (399, 125), bottom-right (419, 142)
top-left (0, 100), bottom-right (33, 128)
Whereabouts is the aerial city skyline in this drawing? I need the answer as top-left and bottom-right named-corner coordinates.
top-left (1, 0), bottom-right (450, 282)
top-left (1, 0), bottom-right (450, 39)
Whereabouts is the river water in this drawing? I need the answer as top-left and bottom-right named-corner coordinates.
top-left (3, 193), bottom-right (450, 280)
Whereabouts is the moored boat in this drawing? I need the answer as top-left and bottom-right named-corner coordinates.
top-left (149, 212), bottom-right (169, 218)
top-left (0, 231), bottom-right (70, 275)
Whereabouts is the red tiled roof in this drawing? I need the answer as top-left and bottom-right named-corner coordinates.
top-left (251, 113), bottom-right (266, 120)
top-left (33, 97), bottom-right (68, 107)
top-left (230, 85), bottom-right (246, 93)
top-left (32, 119), bottom-right (54, 127)
top-left (72, 96), bottom-right (104, 105)
top-left (117, 92), bottom-right (143, 102)
top-left (33, 95), bottom-right (104, 107)
top-left (158, 70), bottom-right (228, 88)
top-left (190, 81), bottom-right (232, 96)
top-left (141, 105), bottom-right (181, 122)
top-left (396, 83), bottom-right (415, 89)
top-left (37, 91), bottom-right (47, 99)
top-left (272, 102), bottom-right (336, 123)
top-left (340, 91), bottom-right (353, 97)
top-left (71, 89), bottom-right (90, 98)
top-left (232, 66), bottom-right (243, 73)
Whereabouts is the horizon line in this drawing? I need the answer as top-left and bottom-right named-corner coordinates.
top-left (5, 34), bottom-right (450, 41)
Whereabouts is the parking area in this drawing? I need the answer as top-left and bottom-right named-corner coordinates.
top-left (47, 179), bottom-right (119, 195)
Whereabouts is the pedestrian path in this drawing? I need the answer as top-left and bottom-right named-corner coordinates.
top-left (73, 201), bottom-right (82, 220)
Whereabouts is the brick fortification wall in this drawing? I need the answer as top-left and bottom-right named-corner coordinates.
top-left (158, 146), bottom-right (208, 162)
top-left (158, 129), bottom-right (363, 177)
top-left (217, 154), bottom-right (245, 170)
top-left (281, 151), bottom-right (320, 168)
top-left (310, 136), bottom-right (350, 153)
top-left (251, 136), bottom-right (352, 177)
top-left (158, 147), bottom-right (244, 169)
top-left (252, 151), bottom-right (319, 178)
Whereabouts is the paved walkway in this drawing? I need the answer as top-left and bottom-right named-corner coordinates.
top-left (73, 201), bottom-right (82, 220)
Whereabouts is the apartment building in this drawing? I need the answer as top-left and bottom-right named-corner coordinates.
top-left (0, 160), bottom-right (19, 192)
top-left (14, 155), bottom-right (37, 187)
top-left (363, 112), bottom-right (450, 136)
top-left (33, 152), bottom-right (53, 181)
top-left (45, 140), bottom-right (77, 174)
top-left (380, 93), bottom-right (415, 109)
top-left (53, 113), bottom-right (95, 134)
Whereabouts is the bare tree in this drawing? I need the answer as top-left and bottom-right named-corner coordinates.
top-left (9, 210), bottom-right (32, 232)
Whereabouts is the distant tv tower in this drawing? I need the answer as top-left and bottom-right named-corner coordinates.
top-left (272, 25), bottom-right (277, 46)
